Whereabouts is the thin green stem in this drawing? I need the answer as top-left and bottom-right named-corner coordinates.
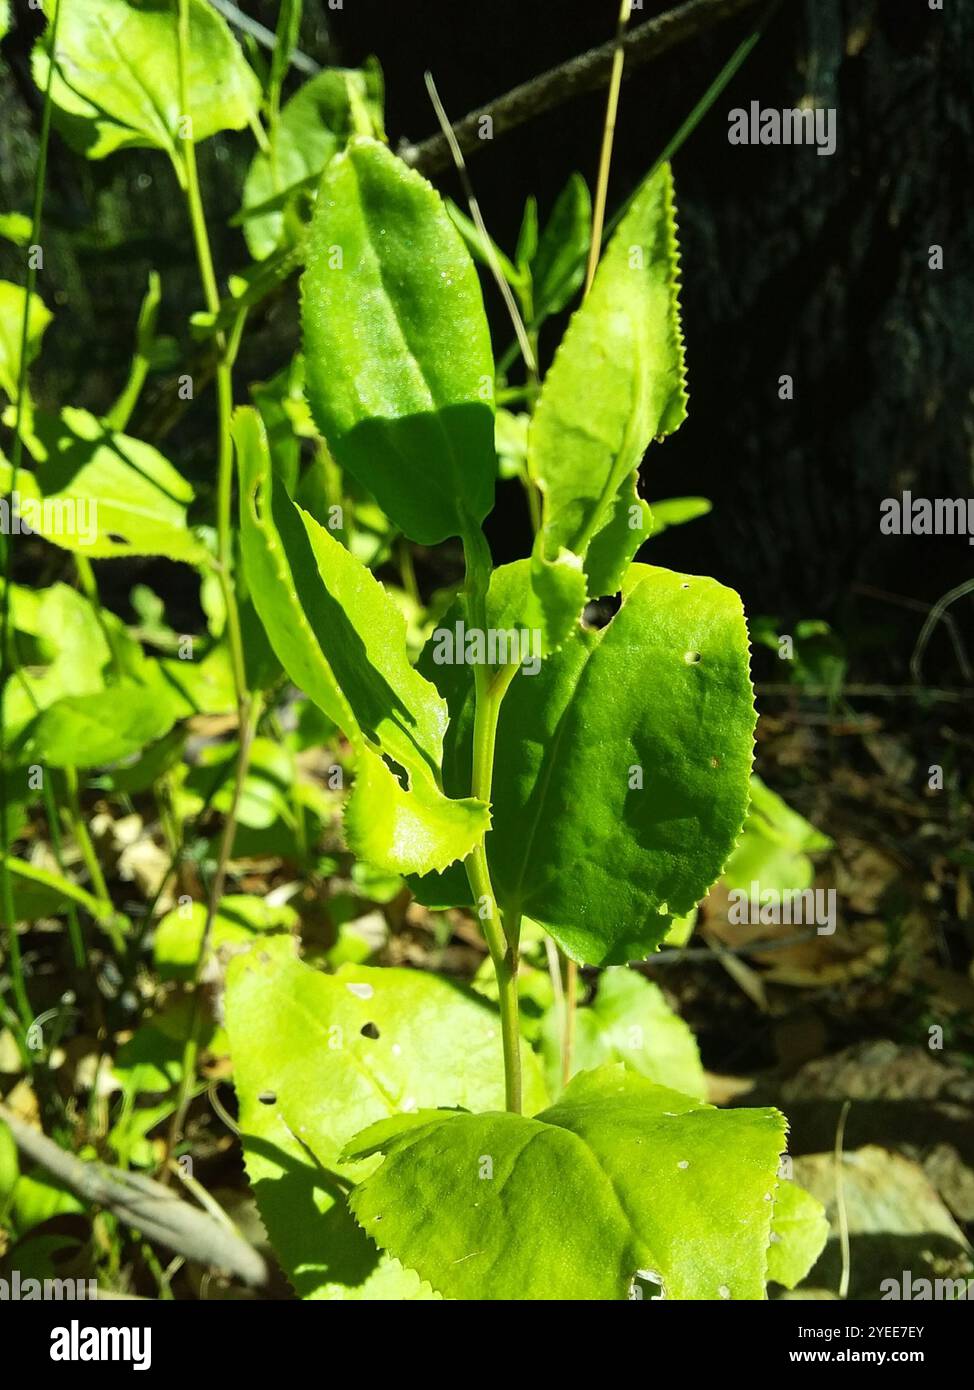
top-left (461, 526), bottom-right (523, 1109)
top-left (63, 767), bottom-right (110, 906)
top-left (174, 0), bottom-right (247, 708)
top-left (41, 777), bottom-right (85, 970)
top-left (161, 693), bottom-right (262, 1178)
top-left (0, 0), bottom-right (63, 1041)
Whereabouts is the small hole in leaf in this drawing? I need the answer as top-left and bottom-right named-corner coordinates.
top-left (360, 1021), bottom-right (380, 1040)
top-left (684, 651), bottom-right (701, 665)
top-left (108, 533), bottom-right (128, 545)
top-left (680, 582), bottom-right (690, 590)
top-left (258, 1090), bottom-right (277, 1105)
top-left (581, 593), bottom-right (622, 631)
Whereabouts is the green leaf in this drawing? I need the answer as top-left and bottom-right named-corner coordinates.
top-left (0, 408), bottom-right (207, 561)
top-left (530, 172), bottom-right (592, 321)
top-left (1, 583), bottom-right (108, 744)
top-left (2, 855), bottom-right (121, 929)
top-left (241, 67), bottom-right (384, 260)
top-left (583, 471), bottom-right (652, 599)
top-left (0, 281), bottom-right (52, 403)
top-left (529, 162), bottom-right (687, 594)
top-left (22, 683), bottom-right (176, 768)
top-left (153, 894), bottom-right (298, 981)
top-left (515, 196), bottom-right (538, 277)
top-left (767, 1180), bottom-right (829, 1290)
top-left (542, 968), bottom-right (705, 1099)
top-left (33, 0), bottom-right (260, 160)
top-left (235, 407), bottom-right (489, 875)
top-left (345, 1064), bottom-right (786, 1300)
top-left (0, 213), bottom-right (33, 248)
top-left (445, 201), bottom-right (521, 290)
top-left (225, 945), bottom-right (547, 1298)
top-left (302, 137), bottom-right (496, 546)
top-left (419, 562), bottom-right (756, 965)
top-left (649, 495), bottom-right (712, 537)
top-left (723, 775), bottom-right (832, 895)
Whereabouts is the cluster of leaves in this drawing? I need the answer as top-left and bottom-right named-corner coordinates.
top-left (0, 0), bottom-right (831, 1301)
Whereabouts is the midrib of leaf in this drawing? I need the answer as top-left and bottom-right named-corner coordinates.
top-left (570, 322), bottom-right (648, 558)
top-left (500, 618), bottom-right (609, 921)
top-left (349, 156), bottom-right (479, 528)
top-left (246, 467), bottom-right (361, 744)
top-left (85, 15), bottom-right (176, 155)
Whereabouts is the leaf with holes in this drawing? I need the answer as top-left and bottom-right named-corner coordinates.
top-left (302, 137), bottom-right (496, 546)
top-left (225, 943), bottom-right (547, 1299)
top-left (344, 1064), bottom-right (785, 1300)
top-left (415, 561), bottom-right (756, 964)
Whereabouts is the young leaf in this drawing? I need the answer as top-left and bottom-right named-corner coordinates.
top-left (345, 1064), bottom-right (786, 1300)
top-left (767, 1180), bottom-right (829, 1290)
top-left (234, 407), bottom-right (489, 875)
top-left (241, 66), bottom-right (384, 261)
top-left (530, 172), bottom-right (592, 322)
top-left (302, 138), bottom-right (496, 546)
top-left (649, 495), bottom-right (712, 536)
top-left (529, 162), bottom-right (687, 593)
top-left (2, 854), bottom-right (120, 928)
top-left (225, 945), bottom-right (547, 1299)
top-left (0, 409), bottom-right (207, 561)
top-left (0, 281), bottom-right (52, 403)
top-left (153, 894), bottom-right (297, 981)
top-left (20, 684), bottom-right (176, 768)
top-left (541, 968), bottom-right (705, 1099)
top-left (1, 584), bottom-right (111, 744)
top-left (418, 562), bottom-right (757, 964)
top-left (32, 0), bottom-right (260, 161)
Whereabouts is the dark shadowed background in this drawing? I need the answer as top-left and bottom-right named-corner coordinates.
top-left (1, 0), bottom-right (971, 681)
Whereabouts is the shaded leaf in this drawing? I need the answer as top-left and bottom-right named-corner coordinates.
top-left (235, 407), bottom-right (489, 875)
top-left (0, 280), bottom-right (51, 403)
top-left (767, 1180), bottom-right (829, 1290)
top-left (0, 408), bottom-right (207, 561)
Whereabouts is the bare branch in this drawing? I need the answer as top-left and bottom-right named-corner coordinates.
top-left (0, 1106), bottom-right (268, 1289)
top-left (401, 0), bottom-right (764, 175)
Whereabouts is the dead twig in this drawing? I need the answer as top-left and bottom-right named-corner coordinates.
top-left (401, 0), bottom-right (765, 175)
top-left (0, 1105), bottom-right (268, 1289)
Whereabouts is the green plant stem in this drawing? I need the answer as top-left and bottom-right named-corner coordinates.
top-left (0, 0), bottom-right (64, 1044)
top-left (163, 0), bottom-right (260, 1177)
top-left (160, 692), bottom-right (262, 1180)
top-left (562, 957), bottom-right (578, 1087)
top-left (62, 767), bottom-right (110, 906)
top-left (41, 778), bottom-right (85, 969)
top-left (461, 525), bottom-right (522, 1109)
top-left (174, 0), bottom-right (247, 711)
